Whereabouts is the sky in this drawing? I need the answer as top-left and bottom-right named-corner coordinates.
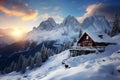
top-left (0, 0), bottom-right (120, 31)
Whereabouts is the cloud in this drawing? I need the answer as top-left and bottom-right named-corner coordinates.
top-left (0, 0), bottom-right (9, 4)
top-left (93, 4), bottom-right (120, 20)
top-left (21, 9), bottom-right (38, 21)
top-left (12, 2), bottom-right (28, 9)
top-left (39, 13), bottom-right (50, 19)
top-left (77, 4), bottom-right (102, 22)
top-left (77, 3), bottom-right (120, 22)
top-left (0, 0), bottom-right (38, 21)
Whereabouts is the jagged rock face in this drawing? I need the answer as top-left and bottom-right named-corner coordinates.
top-left (34, 15), bottom-right (112, 34)
top-left (111, 22), bottom-right (120, 37)
top-left (62, 15), bottom-right (80, 27)
top-left (81, 15), bottom-right (112, 34)
top-left (37, 18), bottom-right (57, 30)
top-left (36, 15), bottom-right (81, 31)
top-left (110, 14), bottom-right (120, 37)
top-left (60, 15), bottom-right (81, 32)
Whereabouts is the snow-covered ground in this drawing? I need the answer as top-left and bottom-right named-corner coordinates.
top-left (41, 45), bottom-right (120, 80)
top-left (0, 50), bottom-right (70, 80)
top-left (43, 51), bottom-right (120, 80)
top-left (112, 34), bottom-right (120, 44)
top-left (0, 44), bottom-right (120, 80)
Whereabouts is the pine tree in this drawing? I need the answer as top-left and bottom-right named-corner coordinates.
top-left (27, 56), bottom-right (32, 66)
top-left (64, 42), bottom-right (71, 49)
top-left (47, 48), bottom-right (54, 56)
top-left (13, 63), bottom-right (17, 71)
top-left (17, 55), bottom-right (27, 73)
top-left (56, 46), bottom-right (62, 54)
top-left (9, 61), bottom-right (15, 72)
top-left (79, 29), bottom-right (82, 38)
top-left (21, 58), bottom-right (27, 74)
top-left (3, 67), bottom-right (11, 74)
top-left (34, 52), bottom-right (42, 67)
top-left (3, 67), bottom-right (7, 74)
top-left (111, 14), bottom-right (120, 36)
top-left (29, 58), bottom-right (34, 70)
top-left (41, 44), bottom-right (46, 53)
top-left (41, 44), bottom-right (47, 62)
top-left (17, 55), bottom-right (24, 72)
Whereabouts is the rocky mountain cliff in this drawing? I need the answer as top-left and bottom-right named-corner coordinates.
top-left (81, 15), bottom-right (112, 34)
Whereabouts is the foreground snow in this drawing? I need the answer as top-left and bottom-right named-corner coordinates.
top-left (0, 45), bottom-right (120, 80)
top-left (42, 46), bottom-right (120, 80)
top-left (0, 50), bottom-right (70, 80)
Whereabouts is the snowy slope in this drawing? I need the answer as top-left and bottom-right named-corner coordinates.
top-left (43, 51), bottom-right (120, 80)
top-left (0, 50), bottom-right (70, 80)
top-left (0, 44), bottom-right (120, 80)
top-left (112, 34), bottom-right (120, 44)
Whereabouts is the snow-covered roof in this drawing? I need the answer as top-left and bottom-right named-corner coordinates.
top-left (80, 31), bottom-right (114, 43)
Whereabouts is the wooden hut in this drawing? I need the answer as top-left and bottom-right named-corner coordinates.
top-left (77, 32), bottom-right (113, 46)
top-left (70, 32), bottom-right (115, 57)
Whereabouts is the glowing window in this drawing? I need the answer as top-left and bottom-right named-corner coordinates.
top-left (86, 36), bottom-right (89, 40)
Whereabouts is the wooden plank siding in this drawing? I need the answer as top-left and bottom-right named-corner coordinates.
top-left (78, 33), bottom-right (95, 46)
top-left (77, 32), bottom-right (109, 47)
top-left (70, 49), bottom-right (96, 57)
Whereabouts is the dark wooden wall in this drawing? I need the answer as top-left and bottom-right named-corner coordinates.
top-left (78, 33), bottom-right (94, 46)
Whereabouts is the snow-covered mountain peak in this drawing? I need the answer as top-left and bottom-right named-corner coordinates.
top-left (26, 15), bottom-right (83, 44)
top-left (37, 17), bottom-right (57, 30)
top-left (81, 14), bottom-right (112, 33)
top-left (65, 15), bottom-right (75, 20)
top-left (47, 17), bottom-right (56, 24)
top-left (26, 15), bottom-right (113, 44)
top-left (92, 14), bottom-right (105, 20)
top-left (62, 15), bottom-right (80, 27)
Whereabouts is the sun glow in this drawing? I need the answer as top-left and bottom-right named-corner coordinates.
top-left (11, 28), bottom-right (27, 40)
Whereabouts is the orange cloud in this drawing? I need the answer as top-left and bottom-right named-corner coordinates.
top-left (21, 9), bottom-right (38, 21)
top-left (12, 3), bottom-right (28, 9)
top-left (0, 2), bottom-right (38, 21)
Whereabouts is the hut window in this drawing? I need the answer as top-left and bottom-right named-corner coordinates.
top-left (98, 35), bottom-right (103, 39)
top-left (86, 36), bottom-right (89, 40)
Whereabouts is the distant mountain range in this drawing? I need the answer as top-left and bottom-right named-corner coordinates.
top-left (27, 15), bottom-right (112, 43)
top-left (34, 14), bottom-right (112, 31)
top-left (0, 15), bottom-right (113, 47)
